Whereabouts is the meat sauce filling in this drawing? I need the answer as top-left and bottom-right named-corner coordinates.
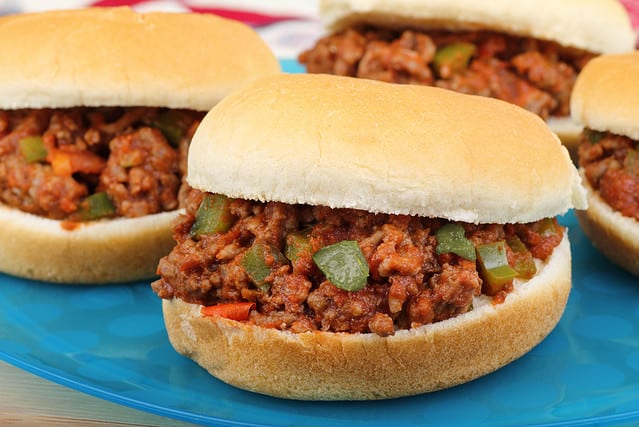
top-left (0, 107), bottom-right (203, 222)
top-left (152, 190), bottom-right (564, 337)
top-left (579, 129), bottom-right (639, 220)
top-left (299, 28), bottom-right (594, 119)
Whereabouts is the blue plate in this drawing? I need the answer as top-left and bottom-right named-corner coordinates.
top-left (1, 61), bottom-right (639, 427)
top-left (2, 213), bottom-right (639, 427)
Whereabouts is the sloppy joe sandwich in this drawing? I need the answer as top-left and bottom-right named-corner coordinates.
top-left (298, 0), bottom-right (636, 156)
top-left (571, 52), bottom-right (639, 276)
top-left (0, 7), bottom-right (279, 283)
top-left (152, 73), bottom-right (587, 400)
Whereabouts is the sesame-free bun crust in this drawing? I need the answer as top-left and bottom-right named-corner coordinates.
top-left (320, 0), bottom-right (636, 54)
top-left (162, 233), bottom-right (571, 400)
top-left (316, 1), bottom-right (635, 153)
top-left (575, 172), bottom-right (639, 277)
top-left (188, 74), bottom-right (586, 225)
top-left (0, 7), bottom-right (279, 283)
top-left (0, 204), bottom-right (178, 283)
top-left (571, 52), bottom-right (639, 141)
top-left (571, 53), bottom-right (639, 276)
top-left (0, 7), bottom-right (280, 110)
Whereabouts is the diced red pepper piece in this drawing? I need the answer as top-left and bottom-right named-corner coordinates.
top-left (201, 302), bottom-right (256, 321)
top-left (47, 149), bottom-right (106, 177)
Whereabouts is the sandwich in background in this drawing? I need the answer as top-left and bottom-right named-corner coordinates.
top-left (571, 52), bottom-right (639, 277)
top-left (152, 73), bottom-right (586, 400)
top-left (299, 0), bottom-right (636, 158)
top-left (0, 7), bottom-right (280, 284)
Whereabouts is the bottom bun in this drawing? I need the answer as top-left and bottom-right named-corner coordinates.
top-left (0, 203), bottom-right (179, 284)
top-left (547, 116), bottom-right (582, 164)
top-left (162, 234), bottom-right (572, 400)
top-left (575, 171), bottom-right (639, 276)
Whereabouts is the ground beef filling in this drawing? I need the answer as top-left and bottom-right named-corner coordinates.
top-left (579, 129), bottom-right (639, 220)
top-left (152, 190), bottom-right (564, 336)
top-left (0, 107), bottom-right (203, 221)
top-left (299, 28), bottom-right (594, 119)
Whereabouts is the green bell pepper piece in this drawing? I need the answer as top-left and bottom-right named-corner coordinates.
top-left (190, 194), bottom-right (234, 239)
top-left (284, 231), bottom-right (312, 262)
top-left (151, 111), bottom-right (185, 147)
top-left (433, 42), bottom-right (476, 77)
top-left (531, 218), bottom-right (559, 238)
top-left (506, 235), bottom-right (537, 279)
top-left (624, 148), bottom-right (639, 176)
top-left (312, 240), bottom-right (369, 292)
top-left (78, 192), bottom-right (115, 220)
top-left (242, 242), bottom-right (287, 291)
top-left (585, 129), bottom-right (606, 144)
top-left (435, 223), bottom-right (476, 261)
top-left (476, 240), bottom-right (518, 295)
top-left (19, 136), bottom-right (48, 163)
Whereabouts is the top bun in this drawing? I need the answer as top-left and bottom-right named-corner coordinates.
top-left (320, 0), bottom-right (636, 54)
top-left (571, 52), bottom-right (639, 140)
top-left (188, 73), bottom-right (586, 224)
top-left (0, 7), bottom-right (280, 111)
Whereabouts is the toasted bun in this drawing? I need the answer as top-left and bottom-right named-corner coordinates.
top-left (188, 73), bottom-right (586, 224)
top-left (162, 232), bottom-right (571, 400)
top-left (571, 52), bottom-right (639, 141)
top-left (0, 204), bottom-right (178, 283)
top-left (0, 7), bottom-right (280, 110)
top-left (575, 171), bottom-right (639, 276)
top-left (320, 0), bottom-right (636, 54)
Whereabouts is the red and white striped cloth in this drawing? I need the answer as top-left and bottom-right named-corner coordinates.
top-left (621, 0), bottom-right (639, 44)
top-left (1, 0), bottom-right (638, 54)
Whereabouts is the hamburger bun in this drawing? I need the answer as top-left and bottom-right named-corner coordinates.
top-left (320, 0), bottom-right (636, 54)
top-left (163, 233), bottom-right (571, 400)
top-left (0, 7), bottom-right (280, 284)
top-left (301, 0), bottom-right (636, 156)
top-left (158, 73), bottom-right (586, 400)
top-left (188, 74), bottom-right (585, 222)
top-left (571, 52), bottom-right (639, 140)
top-left (0, 205), bottom-right (177, 284)
top-left (575, 174), bottom-right (639, 276)
top-left (0, 7), bottom-right (280, 110)
top-left (571, 52), bottom-right (639, 276)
